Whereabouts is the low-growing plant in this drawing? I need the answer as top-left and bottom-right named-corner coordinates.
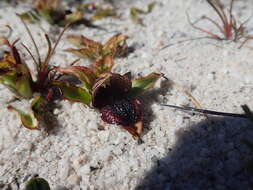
top-left (18, 0), bottom-right (118, 27)
top-left (187, 0), bottom-right (250, 42)
top-left (18, 0), bottom-right (84, 26)
top-left (0, 19), bottom-right (70, 129)
top-left (55, 53), bottom-right (164, 141)
top-left (60, 33), bottom-right (165, 141)
top-left (0, 20), bottom-right (164, 141)
top-left (79, 2), bottom-right (118, 22)
top-left (65, 33), bottom-right (128, 63)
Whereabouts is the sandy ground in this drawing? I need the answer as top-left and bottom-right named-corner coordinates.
top-left (1, 0), bottom-right (253, 189)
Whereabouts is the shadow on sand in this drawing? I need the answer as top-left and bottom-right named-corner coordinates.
top-left (135, 116), bottom-right (253, 190)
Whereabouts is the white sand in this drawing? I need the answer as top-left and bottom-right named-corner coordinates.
top-left (1, 0), bottom-right (253, 189)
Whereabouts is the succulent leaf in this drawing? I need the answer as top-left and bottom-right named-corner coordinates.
top-left (31, 95), bottom-right (46, 119)
top-left (55, 66), bottom-right (97, 91)
top-left (7, 105), bottom-right (39, 130)
top-left (90, 8), bottom-right (116, 21)
top-left (129, 72), bottom-right (163, 97)
top-left (25, 177), bottom-right (50, 190)
top-left (66, 34), bottom-right (128, 62)
top-left (130, 2), bottom-right (155, 24)
top-left (15, 75), bottom-right (33, 98)
top-left (65, 48), bottom-right (100, 61)
top-left (102, 34), bottom-right (128, 57)
top-left (67, 35), bottom-right (102, 49)
top-left (92, 55), bottom-right (114, 75)
top-left (17, 11), bottom-right (40, 23)
top-left (0, 53), bottom-right (33, 98)
top-left (53, 81), bottom-right (92, 104)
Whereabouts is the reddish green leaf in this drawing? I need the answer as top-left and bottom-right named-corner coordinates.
top-left (90, 8), bottom-right (116, 21)
top-left (92, 55), bottom-right (115, 75)
top-left (67, 35), bottom-right (102, 49)
top-left (0, 54), bottom-right (33, 98)
top-left (7, 105), bottom-right (39, 130)
top-left (55, 66), bottom-right (97, 90)
top-left (102, 34), bottom-right (128, 57)
top-left (129, 72), bottom-right (163, 97)
top-left (53, 81), bottom-right (92, 104)
top-left (65, 48), bottom-right (100, 61)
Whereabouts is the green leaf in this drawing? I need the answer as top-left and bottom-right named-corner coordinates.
top-left (55, 66), bottom-right (97, 91)
top-left (31, 95), bottom-right (46, 120)
top-left (17, 10), bottom-right (40, 23)
top-left (38, 9), bottom-right (55, 24)
top-left (0, 44), bottom-right (33, 98)
top-left (65, 48), bottom-right (100, 61)
top-left (0, 72), bottom-right (33, 99)
top-left (92, 55), bottom-right (114, 75)
top-left (129, 72), bottom-right (163, 97)
top-left (130, 2), bottom-right (155, 25)
top-left (102, 34), bottom-right (128, 58)
top-left (91, 8), bottom-right (116, 21)
top-left (26, 177), bottom-right (50, 190)
top-left (7, 105), bottom-right (39, 130)
top-left (67, 35), bottom-right (102, 49)
top-left (16, 76), bottom-right (33, 98)
top-left (53, 81), bottom-right (92, 104)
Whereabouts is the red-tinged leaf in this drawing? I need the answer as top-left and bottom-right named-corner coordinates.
top-left (55, 66), bottom-right (97, 90)
top-left (0, 55), bottom-right (16, 74)
top-left (52, 81), bottom-right (92, 104)
top-left (7, 105), bottom-right (39, 130)
top-left (0, 54), bottom-right (33, 98)
top-left (102, 34), bottom-right (128, 57)
top-left (33, 0), bottom-right (60, 10)
top-left (129, 72), bottom-right (164, 97)
top-left (67, 35), bottom-right (102, 49)
top-left (90, 8), bottom-right (116, 21)
top-left (92, 55), bottom-right (115, 75)
top-left (65, 48), bottom-right (100, 61)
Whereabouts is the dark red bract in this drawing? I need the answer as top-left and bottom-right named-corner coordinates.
top-left (100, 98), bottom-right (142, 126)
top-left (92, 72), bottom-right (143, 139)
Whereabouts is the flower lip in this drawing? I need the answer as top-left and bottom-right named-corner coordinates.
top-left (92, 72), bottom-right (132, 109)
